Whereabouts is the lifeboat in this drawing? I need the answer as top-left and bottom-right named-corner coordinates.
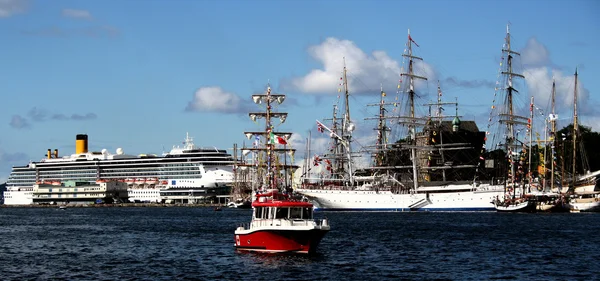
top-left (160, 180), bottom-right (168, 185)
top-left (234, 189), bottom-right (330, 254)
top-left (134, 178), bottom-right (146, 185)
top-left (125, 178), bottom-right (135, 184)
top-left (51, 181), bottom-right (61, 186)
top-left (146, 177), bottom-right (158, 185)
top-left (95, 179), bottom-right (107, 184)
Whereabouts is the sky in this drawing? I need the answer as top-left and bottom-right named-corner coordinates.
top-left (0, 0), bottom-right (598, 183)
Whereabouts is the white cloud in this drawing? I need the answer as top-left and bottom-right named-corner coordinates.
top-left (185, 86), bottom-right (245, 113)
top-left (521, 38), bottom-right (595, 122)
top-left (62, 8), bottom-right (93, 20)
top-left (521, 37), bottom-right (550, 67)
top-left (524, 67), bottom-right (587, 114)
top-left (0, 0), bottom-right (26, 18)
top-left (283, 37), bottom-right (436, 95)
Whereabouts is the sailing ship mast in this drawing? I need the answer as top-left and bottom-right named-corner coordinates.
top-left (316, 58), bottom-right (356, 186)
top-left (549, 79), bottom-right (557, 190)
top-left (422, 82), bottom-right (459, 182)
top-left (341, 59), bottom-right (355, 185)
top-left (365, 86), bottom-right (393, 167)
top-left (240, 85), bottom-right (298, 191)
top-left (572, 69), bottom-right (579, 183)
top-left (400, 29), bottom-right (427, 189)
top-left (498, 24), bottom-right (527, 194)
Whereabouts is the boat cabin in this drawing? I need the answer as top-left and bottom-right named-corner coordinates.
top-left (251, 189), bottom-right (314, 220)
top-left (253, 205), bottom-right (313, 220)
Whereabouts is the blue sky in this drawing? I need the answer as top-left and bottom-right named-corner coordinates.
top-left (1, 0), bottom-right (598, 182)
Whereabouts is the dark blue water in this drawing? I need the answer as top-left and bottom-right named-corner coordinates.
top-left (1, 207), bottom-right (598, 281)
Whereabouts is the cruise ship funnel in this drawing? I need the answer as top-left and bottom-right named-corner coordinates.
top-left (76, 134), bottom-right (88, 154)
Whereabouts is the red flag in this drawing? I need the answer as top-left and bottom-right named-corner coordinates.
top-left (276, 136), bottom-right (287, 145)
top-left (313, 155), bottom-right (322, 166)
top-left (408, 34), bottom-right (419, 47)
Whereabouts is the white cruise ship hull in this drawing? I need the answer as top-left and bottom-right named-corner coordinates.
top-left (4, 189), bottom-right (33, 205)
top-left (296, 184), bottom-right (505, 211)
top-left (128, 188), bottom-right (161, 203)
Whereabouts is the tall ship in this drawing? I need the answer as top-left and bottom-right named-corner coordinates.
top-left (563, 69), bottom-right (600, 212)
top-left (295, 30), bottom-right (505, 211)
top-left (3, 133), bottom-right (235, 205)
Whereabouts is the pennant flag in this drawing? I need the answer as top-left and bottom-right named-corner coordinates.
top-left (313, 155), bottom-right (322, 166)
top-left (317, 122), bottom-right (324, 133)
top-left (408, 34), bottom-right (419, 47)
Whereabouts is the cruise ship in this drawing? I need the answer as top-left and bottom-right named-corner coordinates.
top-left (3, 133), bottom-right (235, 205)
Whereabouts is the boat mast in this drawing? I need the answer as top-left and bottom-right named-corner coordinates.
top-left (500, 24), bottom-right (525, 195)
top-left (233, 143), bottom-right (238, 195)
top-left (247, 85), bottom-right (295, 191)
top-left (550, 79), bottom-right (556, 190)
top-left (374, 85), bottom-right (389, 166)
top-left (265, 86), bottom-right (275, 189)
top-left (340, 58), bottom-right (354, 186)
top-left (528, 96), bottom-right (534, 188)
top-left (400, 29), bottom-right (427, 189)
top-left (572, 69), bottom-right (579, 184)
top-left (331, 104), bottom-right (341, 177)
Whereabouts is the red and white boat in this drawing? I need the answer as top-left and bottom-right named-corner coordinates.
top-left (234, 189), bottom-right (329, 254)
top-left (233, 84), bottom-right (330, 254)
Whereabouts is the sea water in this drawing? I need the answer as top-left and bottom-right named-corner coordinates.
top-left (0, 207), bottom-right (598, 280)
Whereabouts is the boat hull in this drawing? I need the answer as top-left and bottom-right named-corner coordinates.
top-left (296, 186), bottom-right (504, 211)
top-left (495, 200), bottom-right (536, 212)
top-left (234, 229), bottom-right (328, 254)
top-left (569, 199), bottom-right (600, 212)
top-left (3, 189), bottom-right (33, 205)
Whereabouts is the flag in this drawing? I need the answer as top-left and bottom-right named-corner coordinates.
top-left (254, 136), bottom-right (260, 148)
top-left (276, 136), bottom-right (287, 145)
top-left (317, 122), bottom-right (324, 133)
top-left (313, 155), bottom-right (322, 166)
top-left (408, 34), bottom-right (419, 47)
top-left (269, 131), bottom-right (275, 144)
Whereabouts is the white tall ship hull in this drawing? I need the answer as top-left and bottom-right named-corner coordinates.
top-left (297, 184), bottom-right (505, 211)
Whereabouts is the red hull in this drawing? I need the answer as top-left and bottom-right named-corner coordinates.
top-left (234, 229), bottom-right (328, 254)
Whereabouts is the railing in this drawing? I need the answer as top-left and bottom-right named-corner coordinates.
top-left (237, 218), bottom-right (328, 230)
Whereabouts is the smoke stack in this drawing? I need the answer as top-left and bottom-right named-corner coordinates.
top-left (76, 134), bottom-right (88, 154)
top-left (54, 149), bottom-right (58, 159)
top-left (47, 149), bottom-right (52, 159)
